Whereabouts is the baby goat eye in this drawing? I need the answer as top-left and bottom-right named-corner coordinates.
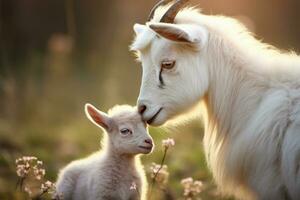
top-left (161, 60), bottom-right (176, 70)
top-left (120, 128), bottom-right (132, 135)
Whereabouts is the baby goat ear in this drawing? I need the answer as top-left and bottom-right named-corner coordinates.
top-left (85, 103), bottom-right (112, 131)
top-left (149, 22), bottom-right (207, 45)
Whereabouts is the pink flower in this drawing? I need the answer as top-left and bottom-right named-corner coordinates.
top-left (41, 180), bottom-right (56, 193)
top-left (150, 163), bottom-right (169, 185)
top-left (181, 177), bottom-right (203, 197)
top-left (130, 182), bottom-right (137, 190)
top-left (162, 138), bottom-right (175, 148)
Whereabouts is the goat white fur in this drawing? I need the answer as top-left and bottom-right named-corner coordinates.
top-left (132, 5), bottom-right (300, 200)
top-left (55, 104), bottom-right (153, 200)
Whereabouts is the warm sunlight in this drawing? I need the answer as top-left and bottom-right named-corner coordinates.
top-left (1, 0), bottom-right (300, 200)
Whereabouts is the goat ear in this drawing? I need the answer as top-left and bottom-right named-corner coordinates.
top-left (149, 23), bottom-right (207, 45)
top-left (133, 23), bottom-right (147, 35)
top-left (85, 103), bottom-right (112, 131)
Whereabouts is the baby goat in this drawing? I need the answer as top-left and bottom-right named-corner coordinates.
top-left (55, 104), bottom-right (153, 200)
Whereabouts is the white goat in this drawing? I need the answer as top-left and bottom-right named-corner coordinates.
top-left (131, 1), bottom-right (300, 200)
top-left (55, 104), bottom-right (153, 200)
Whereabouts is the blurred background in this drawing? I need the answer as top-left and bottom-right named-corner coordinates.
top-left (1, 0), bottom-right (300, 199)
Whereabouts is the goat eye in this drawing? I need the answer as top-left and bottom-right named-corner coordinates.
top-left (120, 128), bottom-right (132, 135)
top-left (161, 60), bottom-right (176, 70)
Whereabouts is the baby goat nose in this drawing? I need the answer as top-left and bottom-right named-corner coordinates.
top-left (144, 139), bottom-right (153, 145)
top-left (138, 104), bottom-right (147, 114)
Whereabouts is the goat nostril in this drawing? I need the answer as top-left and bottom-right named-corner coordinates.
top-left (138, 105), bottom-right (147, 114)
top-left (144, 139), bottom-right (152, 145)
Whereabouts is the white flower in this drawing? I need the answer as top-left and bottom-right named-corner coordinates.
top-left (130, 182), bottom-right (137, 190)
top-left (162, 138), bottom-right (175, 148)
top-left (181, 177), bottom-right (203, 197)
top-left (181, 177), bottom-right (193, 186)
top-left (41, 180), bottom-right (56, 193)
top-left (37, 161), bottom-right (43, 166)
top-left (15, 156), bottom-right (56, 197)
top-left (34, 167), bottom-right (46, 180)
top-left (150, 163), bottom-right (169, 185)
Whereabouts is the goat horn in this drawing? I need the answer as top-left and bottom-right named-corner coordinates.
top-left (148, 0), bottom-right (174, 21)
top-left (160, 0), bottom-right (190, 23)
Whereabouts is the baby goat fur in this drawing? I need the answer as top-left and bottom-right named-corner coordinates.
top-left (55, 105), bottom-right (152, 200)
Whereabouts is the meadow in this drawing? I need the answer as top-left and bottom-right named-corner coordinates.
top-left (1, 0), bottom-right (300, 199)
top-left (0, 53), bottom-right (230, 199)
top-left (0, 49), bottom-right (227, 199)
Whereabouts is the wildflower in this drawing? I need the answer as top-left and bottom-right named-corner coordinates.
top-left (37, 161), bottom-right (43, 166)
top-left (15, 156), bottom-right (58, 199)
top-left (148, 139), bottom-right (173, 199)
top-left (41, 180), bottom-right (56, 194)
top-left (181, 177), bottom-right (203, 198)
top-left (181, 177), bottom-right (193, 187)
top-left (193, 181), bottom-right (203, 193)
top-left (16, 163), bottom-right (30, 178)
top-left (150, 163), bottom-right (169, 185)
top-left (162, 138), bottom-right (175, 149)
top-left (16, 156), bottom-right (41, 178)
top-left (16, 164), bottom-right (28, 177)
top-left (33, 166), bottom-right (46, 180)
top-left (130, 182), bottom-right (137, 190)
